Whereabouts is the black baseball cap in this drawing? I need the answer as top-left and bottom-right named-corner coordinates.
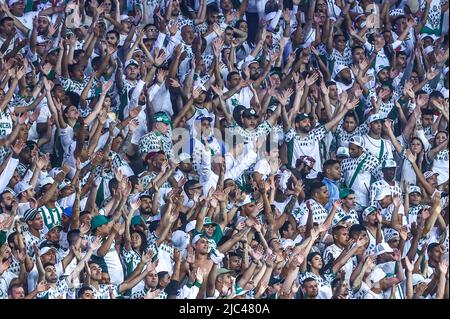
top-left (242, 108), bottom-right (258, 118)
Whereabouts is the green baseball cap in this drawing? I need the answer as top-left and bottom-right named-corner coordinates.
top-left (131, 215), bottom-right (144, 226)
top-left (217, 268), bottom-right (234, 277)
top-left (91, 215), bottom-right (109, 231)
top-left (339, 188), bottom-right (354, 199)
top-left (153, 112), bottom-right (171, 125)
top-left (203, 217), bottom-right (217, 226)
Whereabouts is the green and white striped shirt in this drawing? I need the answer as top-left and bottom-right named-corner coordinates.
top-left (38, 204), bottom-right (63, 230)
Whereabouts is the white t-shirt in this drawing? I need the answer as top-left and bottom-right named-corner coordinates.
top-left (91, 237), bottom-right (124, 285)
top-left (362, 135), bottom-right (394, 162)
top-left (224, 86), bottom-right (254, 114)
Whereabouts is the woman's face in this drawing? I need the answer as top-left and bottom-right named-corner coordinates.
top-left (18, 125), bottom-right (29, 141)
top-left (435, 132), bottom-right (448, 146)
top-left (410, 138), bottom-right (423, 154)
top-left (103, 0), bottom-right (112, 13)
top-left (66, 105), bottom-right (79, 120)
top-left (103, 96), bottom-right (111, 110)
top-left (238, 21), bottom-right (248, 33)
top-left (131, 232), bottom-right (142, 249)
top-left (309, 255), bottom-right (323, 270)
top-left (112, 136), bottom-right (123, 152)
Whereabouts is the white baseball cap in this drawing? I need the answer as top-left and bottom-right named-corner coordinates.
top-left (375, 187), bottom-right (392, 201)
top-left (125, 59), bottom-right (139, 69)
top-left (349, 136), bottom-right (364, 148)
top-left (374, 242), bottom-right (394, 256)
top-left (412, 274), bottom-right (432, 286)
top-left (424, 171), bottom-right (439, 180)
top-left (39, 176), bottom-right (55, 188)
top-left (185, 220), bottom-right (196, 233)
top-left (368, 113), bottom-right (384, 124)
top-left (336, 147), bottom-right (350, 158)
top-left (14, 181), bottom-right (32, 195)
top-left (369, 268), bottom-right (387, 283)
top-left (382, 159), bottom-right (397, 169)
top-left (409, 185), bottom-right (422, 194)
top-left (179, 153), bottom-right (191, 163)
top-left (362, 206), bottom-right (377, 219)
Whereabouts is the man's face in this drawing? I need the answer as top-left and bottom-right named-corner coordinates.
top-left (220, 0), bottom-right (233, 11)
top-left (328, 85), bottom-right (338, 100)
top-left (283, 223), bottom-right (295, 239)
top-left (249, 64), bottom-right (259, 80)
top-left (181, 26), bottom-right (194, 45)
top-left (81, 289), bottom-right (94, 299)
top-left (224, 28), bottom-right (234, 45)
top-left (29, 213), bottom-right (44, 231)
top-left (348, 143), bottom-right (362, 158)
top-left (334, 228), bottom-right (349, 246)
top-left (89, 263), bottom-right (102, 281)
top-left (151, 153), bottom-right (168, 172)
top-left (379, 195), bottom-right (393, 209)
top-left (208, 12), bottom-right (219, 25)
top-left (10, 1), bottom-right (25, 16)
top-left (409, 192), bottom-right (422, 205)
top-left (369, 120), bottom-right (382, 135)
top-left (343, 194), bottom-right (356, 209)
top-left (269, 74), bottom-right (281, 88)
top-left (228, 73), bottom-right (241, 89)
top-left (195, 238), bottom-right (209, 254)
top-left (171, 0), bottom-right (180, 16)
top-left (145, 25), bottom-right (158, 40)
top-left (204, 224), bottom-right (216, 237)
top-left (145, 271), bottom-right (159, 288)
top-left (378, 69), bottom-right (389, 82)
top-left (41, 249), bottom-right (57, 264)
top-left (303, 280), bottom-right (319, 298)
top-left (421, 114), bottom-right (433, 128)
top-left (46, 227), bottom-right (61, 243)
top-left (428, 246), bottom-right (442, 263)
top-left (1, 192), bottom-right (14, 210)
top-left (326, 163), bottom-right (341, 180)
top-left (295, 118), bottom-right (311, 133)
top-left (315, 186), bottom-right (329, 205)
top-left (140, 197), bottom-right (152, 214)
top-left (0, 20), bottom-right (15, 36)
top-left (37, 17), bottom-right (50, 34)
top-left (219, 273), bottom-right (233, 287)
top-left (106, 33), bottom-right (118, 46)
top-left (228, 256), bottom-right (242, 271)
top-left (343, 116), bottom-right (357, 132)
top-left (382, 167), bottom-right (396, 182)
top-left (396, 54), bottom-right (407, 68)
top-left (395, 17), bottom-right (407, 34)
top-left (427, 175), bottom-right (438, 188)
top-left (126, 65), bottom-right (139, 80)
top-left (101, 272), bottom-right (111, 284)
top-left (44, 265), bottom-right (58, 283)
top-left (10, 286), bottom-right (25, 299)
top-left (334, 35), bottom-right (346, 51)
top-left (352, 48), bottom-right (365, 64)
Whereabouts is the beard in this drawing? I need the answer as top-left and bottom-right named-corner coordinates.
top-left (298, 126), bottom-right (311, 133)
top-left (340, 76), bottom-right (352, 85)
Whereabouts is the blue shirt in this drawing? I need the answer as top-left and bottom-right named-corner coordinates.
top-left (322, 177), bottom-right (339, 211)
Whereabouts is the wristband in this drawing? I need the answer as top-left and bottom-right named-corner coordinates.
top-left (194, 281), bottom-right (202, 288)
